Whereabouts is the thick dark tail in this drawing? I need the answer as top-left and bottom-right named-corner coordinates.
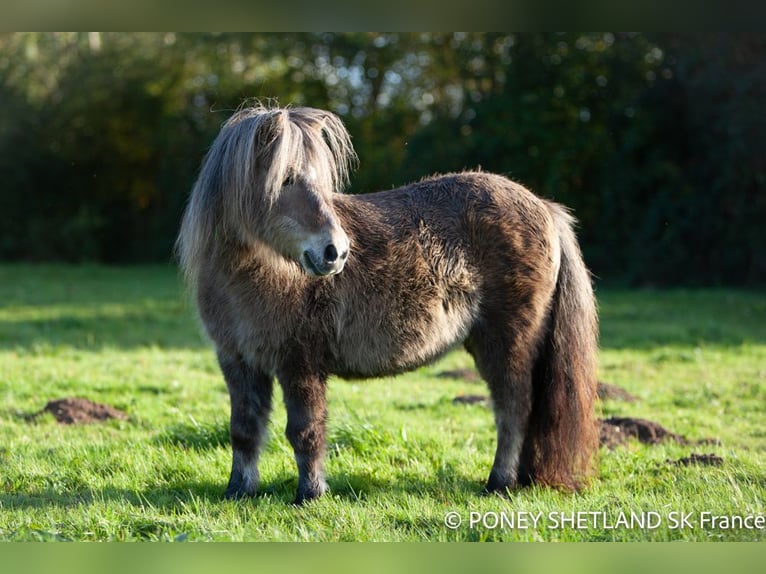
top-left (525, 202), bottom-right (599, 490)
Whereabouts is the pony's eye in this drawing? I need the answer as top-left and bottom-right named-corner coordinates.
top-left (283, 175), bottom-right (295, 187)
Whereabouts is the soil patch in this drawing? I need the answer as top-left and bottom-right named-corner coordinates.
top-left (597, 382), bottom-right (638, 403)
top-left (600, 416), bottom-right (685, 447)
top-left (599, 416), bottom-right (719, 449)
top-left (32, 398), bottom-right (129, 425)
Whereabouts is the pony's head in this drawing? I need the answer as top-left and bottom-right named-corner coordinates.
top-left (178, 103), bottom-right (358, 283)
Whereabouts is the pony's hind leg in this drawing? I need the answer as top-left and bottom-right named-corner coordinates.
top-left (218, 351), bottom-right (273, 499)
top-left (486, 369), bottom-right (534, 493)
top-left (277, 369), bottom-right (329, 505)
top-left (466, 329), bottom-right (538, 494)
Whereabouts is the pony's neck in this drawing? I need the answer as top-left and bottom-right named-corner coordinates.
top-left (236, 239), bottom-right (307, 285)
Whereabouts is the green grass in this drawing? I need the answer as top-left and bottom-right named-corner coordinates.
top-left (0, 264), bottom-right (764, 541)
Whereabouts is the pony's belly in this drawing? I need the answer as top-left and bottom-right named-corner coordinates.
top-left (333, 294), bottom-right (478, 378)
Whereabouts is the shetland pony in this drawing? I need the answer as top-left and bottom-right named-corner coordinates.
top-left (177, 104), bottom-right (598, 504)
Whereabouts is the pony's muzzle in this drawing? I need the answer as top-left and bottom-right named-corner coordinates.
top-left (300, 235), bottom-right (349, 277)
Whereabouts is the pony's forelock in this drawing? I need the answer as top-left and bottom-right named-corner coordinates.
top-left (224, 104), bottom-right (356, 204)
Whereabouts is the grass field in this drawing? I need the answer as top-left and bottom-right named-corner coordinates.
top-left (0, 264), bottom-right (764, 541)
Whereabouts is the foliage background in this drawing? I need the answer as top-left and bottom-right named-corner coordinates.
top-left (1, 32), bottom-right (764, 285)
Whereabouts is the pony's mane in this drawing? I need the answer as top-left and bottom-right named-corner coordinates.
top-left (176, 103), bottom-right (358, 286)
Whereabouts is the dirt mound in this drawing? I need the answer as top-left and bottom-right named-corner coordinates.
top-left (36, 398), bottom-right (129, 425)
top-left (597, 382), bottom-right (638, 403)
top-left (668, 453), bottom-right (724, 467)
top-left (599, 417), bottom-right (719, 449)
top-left (600, 416), bottom-right (685, 448)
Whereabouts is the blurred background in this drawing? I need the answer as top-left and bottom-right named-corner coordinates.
top-left (0, 32), bottom-right (763, 286)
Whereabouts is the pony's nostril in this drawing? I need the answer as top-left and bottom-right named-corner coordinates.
top-left (324, 244), bottom-right (338, 263)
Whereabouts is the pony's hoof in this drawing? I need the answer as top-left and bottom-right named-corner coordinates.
top-left (224, 486), bottom-right (255, 500)
top-left (292, 482), bottom-right (328, 505)
top-left (292, 492), bottom-right (321, 506)
top-left (483, 475), bottom-right (517, 497)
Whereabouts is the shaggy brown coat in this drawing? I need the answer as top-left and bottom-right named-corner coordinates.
top-left (177, 105), bottom-right (599, 503)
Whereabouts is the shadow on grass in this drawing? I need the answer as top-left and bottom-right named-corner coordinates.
top-left (326, 466), bottom-right (484, 502)
top-left (0, 464), bottom-right (486, 514)
top-left (0, 475), bottom-right (477, 540)
top-left (0, 481), bottom-right (228, 511)
top-left (0, 477), bottom-right (304, 522)
top-left (0, 308), bottom-right (208, 351)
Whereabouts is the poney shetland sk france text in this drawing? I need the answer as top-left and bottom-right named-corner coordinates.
top-left (443, 510), bottom-right (765, 531)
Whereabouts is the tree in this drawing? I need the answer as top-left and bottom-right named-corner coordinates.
top-left (0, 33), bottom-right (762, 285)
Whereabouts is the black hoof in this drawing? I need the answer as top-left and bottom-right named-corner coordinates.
top-left (292, 481), bottom-right (328, 505)
top-left (224, 485), bottom-right (255, 500)
top-left (484, 473), bottom-right (517, 496)
top-left (516, 472), bottom-right (534, 488)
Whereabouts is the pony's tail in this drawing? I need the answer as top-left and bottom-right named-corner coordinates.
top-left (525, 202), bottom-right (599, 491)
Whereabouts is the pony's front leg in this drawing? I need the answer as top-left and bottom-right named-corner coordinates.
top-left (278, 371), bottom-right (329, 505)
top-left (218, 351), bottom-right (273, 499)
